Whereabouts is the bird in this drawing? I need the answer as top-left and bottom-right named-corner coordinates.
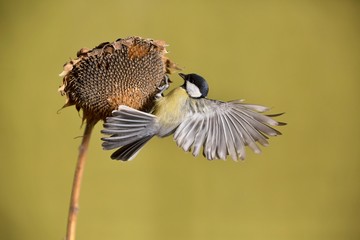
top-left (101, 73), bottom-right (285, 161)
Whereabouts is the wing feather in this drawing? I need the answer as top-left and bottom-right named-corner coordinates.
top-left (174, 117), bottom-right (198, 150)
top-left (225, 112), bottom-right (246, 159)
top-left (101, 105), bottom-right (159, 160)
top-left (229, 109), bottom-right (269, 147)
top-left (216, 113), bottom-right (228, 160)
top-left (228, 109), bottom-right (261, 154)
top-left (221, 113), bottom-right (238, 160)
top-left (174, 99), bottom-right (284, 161)
top-left (192, 117), bottom-right (208, 157)
top-left (110, 136), bottom-right (153, 161)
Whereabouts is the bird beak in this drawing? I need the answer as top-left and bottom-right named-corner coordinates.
top-left (178, 73), bottom-right (186, 79)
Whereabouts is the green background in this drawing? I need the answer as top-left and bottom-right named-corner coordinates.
top-left (1, 0), bottom-right (359, 239)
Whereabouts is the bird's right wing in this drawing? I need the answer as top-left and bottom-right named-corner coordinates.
top-left (173, 99), bottom-right (285, 161)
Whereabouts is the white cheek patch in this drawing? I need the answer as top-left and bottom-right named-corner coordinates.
top-left (186, 81), bottom-right (202, 98)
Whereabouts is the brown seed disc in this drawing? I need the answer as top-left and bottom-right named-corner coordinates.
top-left (59, 36), bottom-right (178, 124)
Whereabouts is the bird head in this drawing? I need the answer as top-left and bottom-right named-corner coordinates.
top-left (179, 73), bottom-right (209, 98)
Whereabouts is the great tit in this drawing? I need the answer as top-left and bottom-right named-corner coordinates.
top-left (101, 73), bottom-right (285, 161)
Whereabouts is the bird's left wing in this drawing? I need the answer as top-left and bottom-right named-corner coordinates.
top-left (101, 105), bottom-right (159, 160)
top-left (173, 99), bottom-right (285, 161)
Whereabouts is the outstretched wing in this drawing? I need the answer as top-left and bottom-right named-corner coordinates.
top-left (173, 99), bottom-right (285, 161)
top-left (101, 105), bottom-right (159, 161)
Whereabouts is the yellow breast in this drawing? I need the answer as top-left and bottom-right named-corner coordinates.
top-left (153, 87), bottom-right (189, 127)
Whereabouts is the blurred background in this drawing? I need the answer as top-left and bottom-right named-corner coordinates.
top-left (1, 0), bottom-right (359, 239)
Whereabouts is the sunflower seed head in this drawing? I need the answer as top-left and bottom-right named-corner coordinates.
top-left (58, 36), bottom-right (179, 124)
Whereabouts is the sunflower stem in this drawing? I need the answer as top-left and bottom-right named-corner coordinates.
top-left (66, 121), bottom-right (95, 240)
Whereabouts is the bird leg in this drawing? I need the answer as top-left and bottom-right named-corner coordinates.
top-left (156, 75), bottom-right (171, 99)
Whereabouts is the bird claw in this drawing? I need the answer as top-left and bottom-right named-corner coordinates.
top-left (156, 75), bottom-right (170, 99)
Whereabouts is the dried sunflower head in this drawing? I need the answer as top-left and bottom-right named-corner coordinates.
top-left (58, 36), bottom-right (178, 124)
